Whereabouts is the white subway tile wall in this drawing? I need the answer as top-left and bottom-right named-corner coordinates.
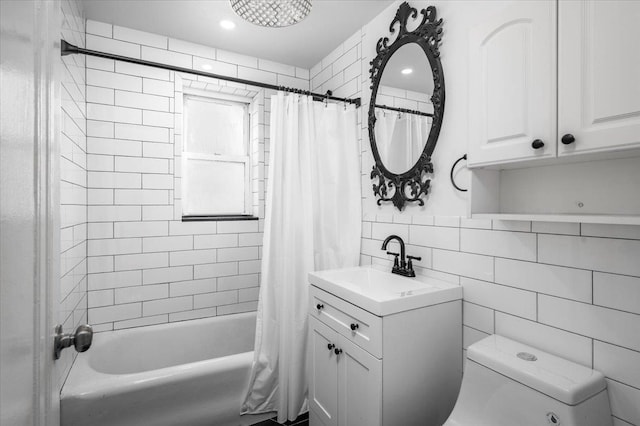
top-left (311, 23), bottom-right (640, 426)
top-left (58, 0), bottom-right (88, 388)
top-left (83, 20), bottom-right (298, 331)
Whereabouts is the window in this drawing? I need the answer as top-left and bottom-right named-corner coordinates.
top-left (182, 93), bottom-right (252, 218)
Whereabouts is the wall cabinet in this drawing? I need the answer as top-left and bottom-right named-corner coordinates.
top-left (308, 286), bottom-right (462, 426)
top-left (467, 0), bottom-right (640, 224)
top-left (468, 0), bottom-right (640, 167)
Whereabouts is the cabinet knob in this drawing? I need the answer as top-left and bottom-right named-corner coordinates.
top-left (561, 134), bottom-right (575, 145)
top-left (316, 303), bottom-right (324, 310)
top-left (531, 139), bottom-right (545, 149)
top-left (350, 323), bottom-right (359, 331)
top-left (327, 343), bottom-right (335, 351)
top-left (334, 348), bottom-right (343, 355)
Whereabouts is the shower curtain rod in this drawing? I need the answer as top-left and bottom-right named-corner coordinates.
top-left (61, 40), bottom-right (361, 107)
top-left (374, 103), bottom-right (433, 117)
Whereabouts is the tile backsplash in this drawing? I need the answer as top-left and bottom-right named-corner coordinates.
top-left (361, 216), bottom-right (640, 425)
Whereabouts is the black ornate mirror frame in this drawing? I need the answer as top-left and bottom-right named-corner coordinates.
top-left (369, 2), bottom-right (445, 210)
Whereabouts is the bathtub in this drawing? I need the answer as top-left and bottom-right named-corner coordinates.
top-left (61, 312), bottom-right (274, 426)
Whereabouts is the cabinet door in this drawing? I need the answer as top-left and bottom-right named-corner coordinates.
top-left (468, 1), bottom-right (556, 167)
top-left (309, 317), bottom-right (339, 426)
top-left (558, 0), bottom-right (640, 156)
top-left (337, 336), bottom-right (382, 426)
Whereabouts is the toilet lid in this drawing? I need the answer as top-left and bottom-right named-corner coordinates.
top-left (468, 335), bottom-right (607, 405)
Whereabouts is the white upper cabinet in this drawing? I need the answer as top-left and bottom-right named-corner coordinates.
top-left (558, 0), bottom-right (640, 156)
top-left (468, 0), bottom-right (640, 167)
top-left (468, 1), bottom-right (556, 167)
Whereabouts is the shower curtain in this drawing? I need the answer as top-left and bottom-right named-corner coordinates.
top-left (241, 93), bottom-right (361, 422)
top-left (375, 109), bottom-right (431, 172)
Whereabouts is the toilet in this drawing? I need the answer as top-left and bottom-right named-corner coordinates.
top-left (444, 335), bottom-right (612, 426)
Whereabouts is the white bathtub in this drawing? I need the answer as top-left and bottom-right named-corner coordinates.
top-left (61, 312), bottom-right (273, 426)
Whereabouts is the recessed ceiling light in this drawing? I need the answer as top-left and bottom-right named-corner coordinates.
top-left (220, 20), bottom-right (236, 30)
top-left (201, 64), bottom-right (213, 71)
top-left (401, 68), bottom-right (413, 75)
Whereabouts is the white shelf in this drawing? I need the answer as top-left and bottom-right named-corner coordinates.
top-left (472, 213), bottom-right (640, 226)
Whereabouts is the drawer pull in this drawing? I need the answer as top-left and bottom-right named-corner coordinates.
top-left (334, 348), bottom-right (343, 355)
top-left (316, 303), bottom-right (324, 310)
top-left (327, 343), bottom-right (335, 351)
top-left (350, 323), bottom-right (359, 331)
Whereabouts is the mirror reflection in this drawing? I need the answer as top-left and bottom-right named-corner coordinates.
top-left (374, 43), bottom-right (433, 174)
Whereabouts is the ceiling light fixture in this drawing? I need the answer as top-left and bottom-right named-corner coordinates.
top-left (220, 20), bottom-right (236, 30)
top-left (230, 0), bottom-right (312, 28)
top-left (401, 68), bottom-right (413, 75)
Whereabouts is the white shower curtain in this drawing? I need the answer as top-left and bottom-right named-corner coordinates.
top-left (375, 109), bottom-right (431, 172)
top-left (241, 93), bottom-right (361, 422)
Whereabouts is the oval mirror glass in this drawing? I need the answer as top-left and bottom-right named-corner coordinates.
top-left (374, 42), bottom-right (433, 174)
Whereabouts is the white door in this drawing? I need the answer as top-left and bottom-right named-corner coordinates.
top-left (558, 0), bottom-right (640, 156)
top-left (468, 1), bottom-right (557, 167)
top-left (0, 1), bottom-right (60, 425)
top-left (309, 317), bottom-right (340, 426)
top-left (337, 336), bottom-right (382, 426)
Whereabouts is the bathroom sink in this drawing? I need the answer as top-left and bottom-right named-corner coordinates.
top-left (309, 266), bottom-right (462, 316)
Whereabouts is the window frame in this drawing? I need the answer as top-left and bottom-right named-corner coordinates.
top-left (181, 89), bottom-right (254, 219)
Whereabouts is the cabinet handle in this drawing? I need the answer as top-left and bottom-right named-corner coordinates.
top-left (327, 343), bottom-right (335, 351)
top-left (561, 134), bottom-right (575, 145)
top-left (334, 348), bottom-right (343, 355)
top-left (316, 303), bottom-right (324, 310)
top-left (531, 139), bottom-right (545, 149)
top-left (350, 323), bottom-right (359, 331)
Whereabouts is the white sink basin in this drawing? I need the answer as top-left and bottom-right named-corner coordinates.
top-left (309, 266), bottom-right (462, 316)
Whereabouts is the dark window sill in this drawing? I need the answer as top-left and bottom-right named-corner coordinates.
top-left (182, 215), bottom-right (259, 222)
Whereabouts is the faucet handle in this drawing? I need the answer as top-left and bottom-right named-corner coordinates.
top-left (386, 251), bottom-right (400, 267)
top-left (406, 255), bottom-right (421, 272)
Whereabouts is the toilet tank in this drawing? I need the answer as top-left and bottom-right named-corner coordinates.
top-left (444, 335), bottom-right (612, 426)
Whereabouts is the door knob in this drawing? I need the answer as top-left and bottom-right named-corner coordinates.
top-left (350, 323), bottom-right (359, 331)
top-left (316, 303), bottom-right (324, 310)
top-left (54, 324), bottom-right (93, 360)
top-left (327, 343), bottom-right (335, 351)
top-left (561, 134), bottom-right (575, 145)
top-left (531, 139), bottom-right (545, 149)
top-left (334, 348), bottom-right (343, 355)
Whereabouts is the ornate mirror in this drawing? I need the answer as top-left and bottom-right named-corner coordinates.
top-left (369, 2), bottom-right (445, 210)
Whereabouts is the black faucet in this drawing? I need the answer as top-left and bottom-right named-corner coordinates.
top-left (381, 235), bottom-right (421, 277)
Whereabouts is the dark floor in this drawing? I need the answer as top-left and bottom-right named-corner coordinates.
top-left (250, 411), bottom-right (309, 426)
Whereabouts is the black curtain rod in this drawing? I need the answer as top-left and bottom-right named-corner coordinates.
top-left (374, 103), bottom-right (433, 117)
top-left (61, 39), bottom-right (361, 107)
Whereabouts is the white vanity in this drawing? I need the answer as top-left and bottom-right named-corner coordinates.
top-left (307, 266), bottom-right (462, 426)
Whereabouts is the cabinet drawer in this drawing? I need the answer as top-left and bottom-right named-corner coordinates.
top-left (310, 286), bottom-right (382, 358)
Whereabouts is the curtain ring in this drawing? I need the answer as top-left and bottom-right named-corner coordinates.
top-left (324, 90), bottom-right (332, 108)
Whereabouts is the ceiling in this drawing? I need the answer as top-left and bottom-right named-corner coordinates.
top-left (82, 0), bottom-right (395, 69)
top-left (380, 43), bottom-right (433, 94)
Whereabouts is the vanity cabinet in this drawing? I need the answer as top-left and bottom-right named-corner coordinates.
top-left (309, 316), bottom-right (382, 426)
top-left (466, 0), bottom-right (640, 224)
top-left (468, 0), bottom-right (640, 167)
top-left (308, 285), bottom-right (462, 426)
